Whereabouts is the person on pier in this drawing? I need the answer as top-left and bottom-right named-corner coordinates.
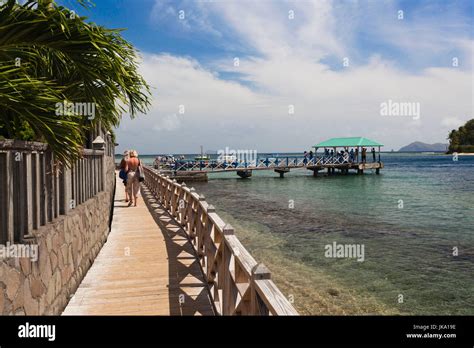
top-left (125, 149), bottom-right (141, 207)
top-left (119, 150), bottom-right (130, 202)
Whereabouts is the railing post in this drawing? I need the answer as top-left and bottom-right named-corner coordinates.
top-left (0, 152), bottom-right (9, 243)
top-left (222, 224), bottom-right (235, 315)
top-left (101, 153), bottom-right (105, 192)
top-left (178, 183), bottom-right (187, 225)
top-left (54, 156), bottom-right (60, 219)
top-left (60, 166), bottom-right (72, 215)
top-left (31, 152), bottom-right (41, 229)
top-left (45, 150), bottom-right (53, 222)
top-left (4, 151), bottom-right (14, 242)
top-left (13, 150), bottom-right (25, 242)
top-left (24, 152), bottom-right (34, 237)
top-left (196, 194), bottom-right (206, 255)
top-left (250, 263), bottom-right (271, 315)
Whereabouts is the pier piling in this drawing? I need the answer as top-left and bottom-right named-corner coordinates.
top-left (274, 168), bottom-right (290, 178)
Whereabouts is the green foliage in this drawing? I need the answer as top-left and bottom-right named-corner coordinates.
top-left (448, 119), bottom-right (474, 153)
top-left (0, 0), bottom-right (151, 164)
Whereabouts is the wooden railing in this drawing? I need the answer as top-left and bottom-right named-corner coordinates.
top-left (0, 139), bottom-right (110, 245)
top-left (143, 166), bottom-right (298, 316)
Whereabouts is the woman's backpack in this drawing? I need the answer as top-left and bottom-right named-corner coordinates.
top-left (119, 169), bottom-right (127, 180)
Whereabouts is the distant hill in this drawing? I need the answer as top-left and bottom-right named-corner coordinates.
top-left (399, 141), bottom-right (447, 152)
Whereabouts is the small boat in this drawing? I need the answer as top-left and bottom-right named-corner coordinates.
top-left (195, 155), bottom-right (210, 161)
top-left (195, 145), bottom-right (210, 162)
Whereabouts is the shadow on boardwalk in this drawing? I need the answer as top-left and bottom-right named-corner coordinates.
top-left (62, 174), bottom-right (213, 315)
top-left (141, 185), bottom-right (215, 316)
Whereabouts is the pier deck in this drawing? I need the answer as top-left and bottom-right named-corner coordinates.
top-left (157, 156), bottom-right (384, 180)
top-left (62, 174), bottom-right (214, 315)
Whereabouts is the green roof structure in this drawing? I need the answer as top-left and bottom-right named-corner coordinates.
top-left (314, 137), bottom-right (384, 148)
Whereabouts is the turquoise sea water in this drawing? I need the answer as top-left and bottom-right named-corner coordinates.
top-left (129, 153), bottom-right (474, 315)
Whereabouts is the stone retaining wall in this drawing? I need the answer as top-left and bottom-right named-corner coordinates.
top-left (0, 158), bottom-right (115, 315)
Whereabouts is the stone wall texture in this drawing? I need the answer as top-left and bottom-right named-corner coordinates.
top-left (0, 157), bottom-right (115, 315)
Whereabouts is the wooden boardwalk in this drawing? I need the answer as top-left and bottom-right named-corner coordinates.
top-left (62, 174), bottom-right (214, 315)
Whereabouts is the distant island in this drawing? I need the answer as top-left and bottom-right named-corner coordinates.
top-left (398, 119), bottom-right (474, 153)
top-left (398, 141), bottom-right (447, 152)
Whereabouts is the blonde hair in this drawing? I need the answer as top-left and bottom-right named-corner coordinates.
top-left (129, 150), bottom-right (138, 158)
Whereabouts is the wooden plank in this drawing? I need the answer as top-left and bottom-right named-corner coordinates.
top-left (224, 235), bottom-right (258, 277)
top-left (62, 173), bottom-right (214, 316)
top-left (254, 279), bottom-right (299, 315)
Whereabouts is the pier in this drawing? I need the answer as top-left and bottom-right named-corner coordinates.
top-left (157, 137), bottom-right (384, 180)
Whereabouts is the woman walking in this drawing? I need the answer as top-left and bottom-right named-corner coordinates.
top-left (119, 150), bottom-right (129, 202)
top-left (125, 149), bottom-right (141, 207)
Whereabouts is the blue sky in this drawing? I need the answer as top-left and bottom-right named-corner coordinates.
top-left (58, 0), bottom-right (473, 153)
top-left (63, 0), bottom-right (473, 71)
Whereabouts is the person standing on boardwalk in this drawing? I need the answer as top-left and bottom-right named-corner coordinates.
top-left (119, 150), bottom-right (129, 202)
top-left (371, 148), bottom-right (376, 162)
top-left (125, 149), bottom-right (141, 207)
top-left (355, 147), bottom-right (359, 162)
top-left (362, 147), bottom-right (367, 163)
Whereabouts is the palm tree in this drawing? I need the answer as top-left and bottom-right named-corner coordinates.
top-left (0, 0), bottom-right (151, 164)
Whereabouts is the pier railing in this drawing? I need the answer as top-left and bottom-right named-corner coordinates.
top-left (158, 154), bottom-right (380, 172)
top-left (0, 139), bottom-right (110, 245)
top-left (143, 166), bottom-right (298, 316)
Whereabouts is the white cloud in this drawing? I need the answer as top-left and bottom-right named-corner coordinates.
top-left (441, 117), bottom-right (464, 129)
top-left (150, 0), bottom-right (222, 38)
top-left (116, 52), bottom-right (472, 154)
top-left (153, 114), bottom-right (181, 131)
